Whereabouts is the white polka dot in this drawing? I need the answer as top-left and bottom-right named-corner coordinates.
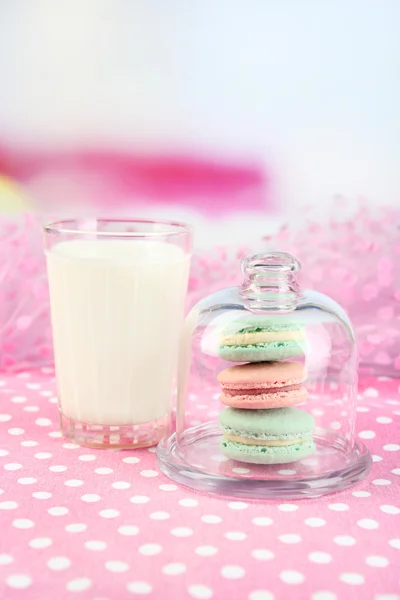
top-left (365, 555), bottom-right (389, 567)
top-left (0, 554), bottom-right (13, 565)
top-left (17, 477), bottom-right (37, 486)
top-left (228, 501), bottom-right (248, 510)
top-left (376, 417), bottom-right (392, 424)
top-left (0, 501), bottom-right (18, 510)
top-left (312, 593), bottom-right (337, 600)
top-left (67, 578), bottom-right (92, 592)
top-left (339, 573), bottom-right (364, 585)
top-left (357, 518), bottom-right (379, 530)
top-left (305, 518), bottom-right (326, 527)
top-left (118, 525), bottom-right (139, 536)
top-left (389, 539), bottom-right (400, 549)
top-left (122, 456), bottom-right (140, 464)
top-left (65, 523), bottom-right (87, 533)
top-left (384, 444), bottom-right (400, 452)
top-left (32, 491), bottom-right (52, 499)
top-left (249, 592), bottom-right (274, 600)
top-left (49, 465), bottom-right (68, 472)
top-left (364, 387), bottom-right (378, 397)
top-left (188, 585), bottom-right (213, 599)
top-left (373, 595), bottom-right (400, 600)
top-left (23, 406), bottom-right (39, 412)
top-left (232, 467), bottom-right (250, 474)
top-left (0, 449), bottom-right (9, 456)
top-left (328, 503), bottom-right (349, 511)
top-left (380, 505), bottom-right (400, 515)
top-left (251, 549), bottom-right (275, 561)
top-left (278, 504), bottom-right (298, 512)
top-left (13, 519), bottom-right (34, 529)
top-left (150, 511), bottom-right (170, 520)
top-left (49, 397), bottom-right (58, 404)
top-left (279, 534), bottom-right (301, 544)
top-left (34, 452), bottom-right (52, 460)
top-left (373, 479), bottom-right (391, 486)
top-left (48, 506), bottom-right (69, 516)
top-left (94, 467), bottom-right (113, 475)
top-left (356, 407), bottom-right (369, 413)
top-left (253, 517), bottom-right (273, 526)
top-left (6, 575), bottom-right (32, 589)
top-left (36, 418), bottom-right (52, 426)
top-left (11, 396), bottom-right (26, 403)
top-left (127, 581), bottom-right (152, 595)
top-left (112, 481), bottom-right (131, 490)
top-left (99, 509), bottom-right (120, 519)
top-left (8, 427), bottom-right (24, 436)
top-left (225, 532), bottom-right (247, 541)
top-left (81, 494), bottom-right (101, 503)
top-left (48, 431), bottom-right (62, 438)
top-left (47, 557), bottom-right (71, 570)
top-left (171, 527), bottom-right (193, 537)
top-left (392, 468), bottom-right (400, 475)
top-left (162, 563), bottom-right (187, 575)
top-left (334, 535), bottom-right (356, 546)
top-left (79, 454), bottom-right (96, 461)
top-left (65, 479), bottom-right (84, 487)
top-left (29, 537), bottom-right (53, 548)
top-left (352, 490), bottom-right (371, 498)
top-left (195, 546), bottom-right (218, 556)
top-left (221, 565), bottom-right (245, 579)
top-left (62, 442), bottom-right (79, 449)
top-left (21, 440), bottom-right (38, 447)
top-left (309, 552), bottom-right (332, 564)
top-left (372, 455), bottom-right (383, 462)
top-left (140, 470), bottom-right (158, 478)
top-left (26, 383), bottom-right (41, 390)
top-left (84, 540), bottom-right (107, 551)
top-left (201, 515), bottom-right (222, 524)
top-left (106, 560), bottom-right (129, 572)
top-left (139, 544), bottom-right (162, 556)
top-left (358, 430), bottom-right (375, 439)
top-left (4, 463), bottom-right (22, 471)
top-left (159, 483), bottom-right (177, 491)
top-left (130, 496), bottom-right (149, 504)
top-left (179, 498), bottom-right (198, 507)
top-left (0, 414), bottom-right (11, 422)
top-left (279, 570), bottom-right (305, 584)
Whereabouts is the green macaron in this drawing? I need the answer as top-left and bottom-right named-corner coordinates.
top-left (218, 316), bottom-right (306, 363)
top-left (219, 406), bottom-right (316, 465)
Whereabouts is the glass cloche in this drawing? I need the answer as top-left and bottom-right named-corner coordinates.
top-left (157, 251), bottom-right (372, 498)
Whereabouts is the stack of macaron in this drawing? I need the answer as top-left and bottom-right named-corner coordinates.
top-left (217, 317), bottom-right (315, 464)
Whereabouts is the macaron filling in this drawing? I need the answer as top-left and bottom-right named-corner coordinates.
top-left (223, 383), bottom-right (302, 396)
top-left (222, 330), bottom-right (305, 346)
top-left (223, 433), bottom-right (308, 446)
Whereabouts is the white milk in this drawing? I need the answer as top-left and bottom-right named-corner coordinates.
top-left (46, 239), bottom-right (190, 425)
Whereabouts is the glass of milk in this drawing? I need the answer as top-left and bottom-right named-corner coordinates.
top-left (44, 218), bottom-right (193, 449)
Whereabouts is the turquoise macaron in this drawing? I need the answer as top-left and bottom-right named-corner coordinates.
top-left (219, 406), bottom-right (316, 464)
top-left (218, 316), bottom-right (306, 363)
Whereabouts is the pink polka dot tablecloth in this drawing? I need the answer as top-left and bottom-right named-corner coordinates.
top-left (0, 370), bottom-right (399, 600)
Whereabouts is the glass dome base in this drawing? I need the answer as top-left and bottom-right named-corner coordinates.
top-left (156, 423), bottom-right (372, 500)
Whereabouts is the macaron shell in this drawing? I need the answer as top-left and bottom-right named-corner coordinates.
top-left (217, 361), bottom-right (306, 389)
top-left (219, 406), bottom-right (315, 437)
top-left (219, 341), bottom-right (306, 362)
top-left (220, 437), bottom-right (316, 464)
top-left (220, 385), bottom-right (308, 409)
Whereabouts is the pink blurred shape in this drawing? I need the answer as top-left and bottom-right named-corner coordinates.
top-left (0, 147), bottom-right (270, 215)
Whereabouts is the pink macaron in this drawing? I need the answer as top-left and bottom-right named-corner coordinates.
top-left (217, 361), bottom-right (307, 409)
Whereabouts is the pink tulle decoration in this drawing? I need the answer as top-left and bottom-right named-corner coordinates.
top-left (0, 201), bottom-right (399, 376)
top-left (0, 213), bottom-right (52, 371)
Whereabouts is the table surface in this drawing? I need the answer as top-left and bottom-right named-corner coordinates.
top-left (0, 370), bottom-right (399, 600)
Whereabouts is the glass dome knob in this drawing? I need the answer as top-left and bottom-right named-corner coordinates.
top-left (240, 251), bottom-right (302, 311)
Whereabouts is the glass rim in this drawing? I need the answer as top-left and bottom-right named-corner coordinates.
top-left (43, 217), bottom-right (194, 238)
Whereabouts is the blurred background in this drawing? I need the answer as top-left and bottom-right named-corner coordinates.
top-left (0, 0), bottom-right (399, 248)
